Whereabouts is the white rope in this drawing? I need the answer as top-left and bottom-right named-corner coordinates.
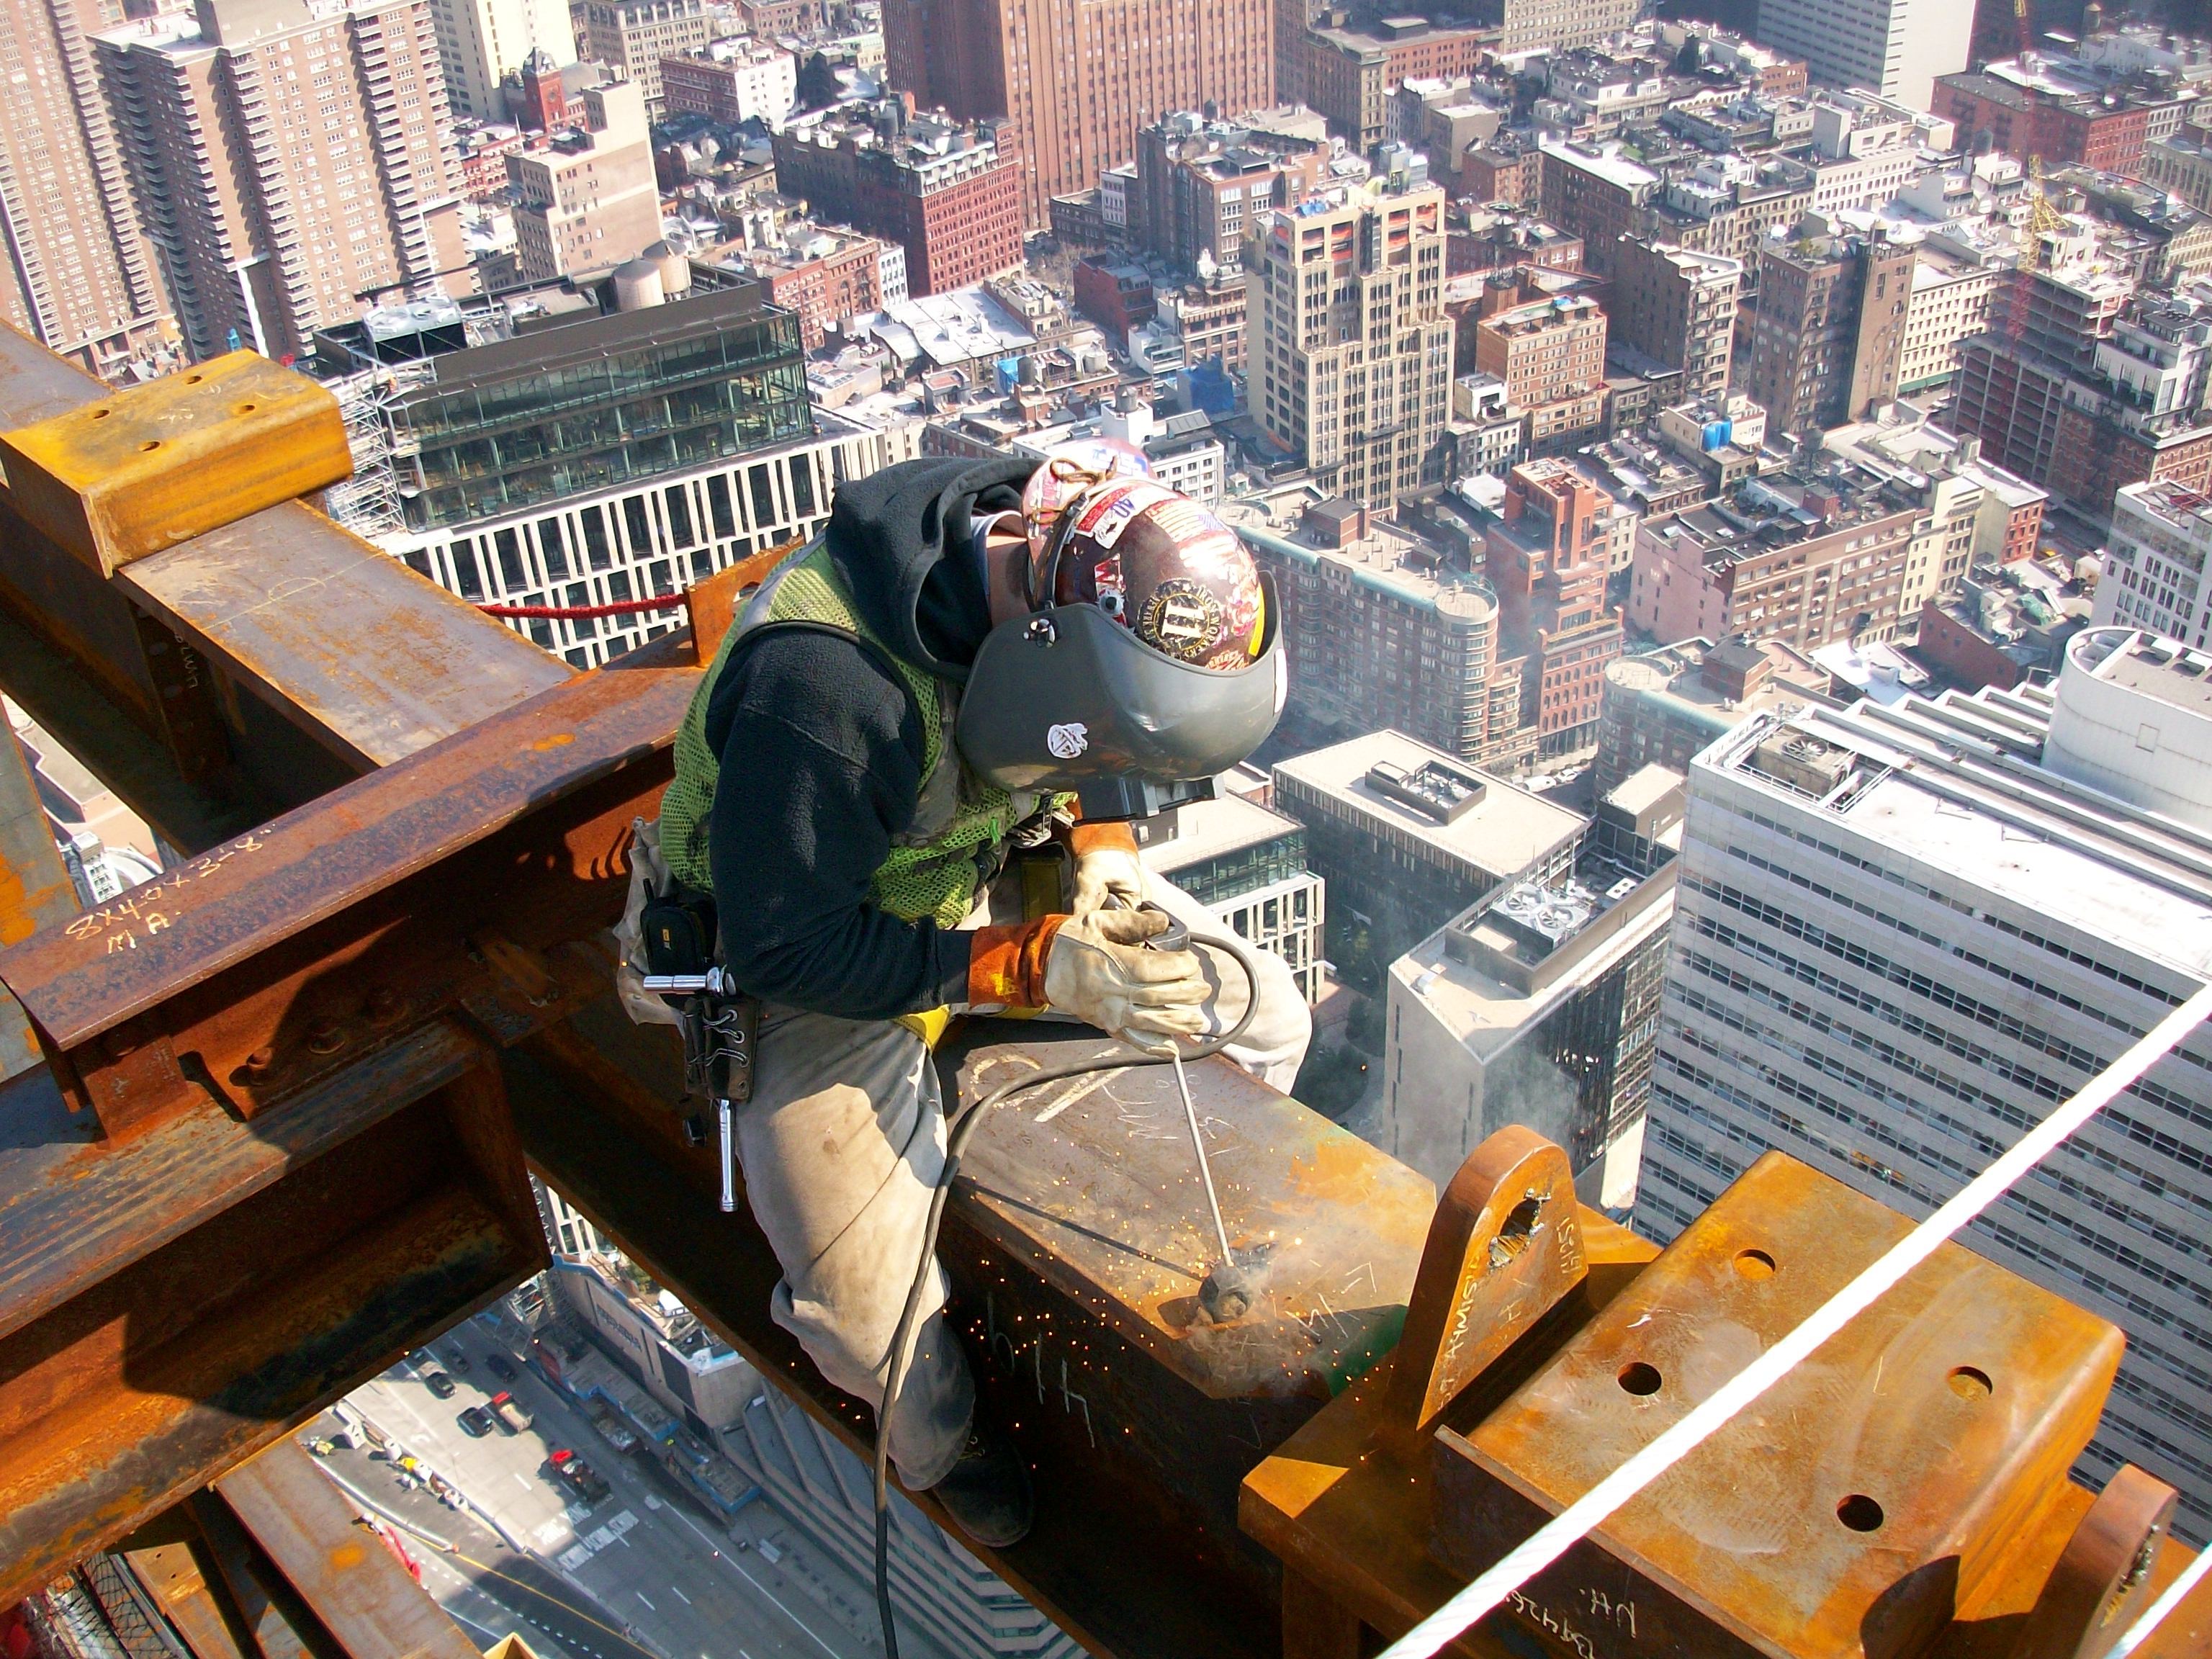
top-left (1382, 980), bottom-right (2212, 1659)
top-left (2103, 1542), bottom-right (2212, 1658)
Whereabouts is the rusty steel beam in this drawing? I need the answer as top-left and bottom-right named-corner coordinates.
top-left (213, 1439), bottom-right (480, 1659)
top-left (0, 1039), bottom-right (544, 1610)
top-left (0, 323), bottom-right (570, 830)
top-left (0, 665), bottom-right (691, 1137)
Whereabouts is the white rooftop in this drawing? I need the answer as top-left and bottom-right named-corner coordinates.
top-left (1139, 791), bottom-right (1304, 875)
top-left (1274, 730), bottom-right (1585, 878)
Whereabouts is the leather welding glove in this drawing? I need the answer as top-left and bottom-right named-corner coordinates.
top-left (966, 909), bottom-right (1206, 1040)
top-left (1067, 819), bottom-right (1151, 916)
top-left (1046, 908), bottom-right (1208, 1040)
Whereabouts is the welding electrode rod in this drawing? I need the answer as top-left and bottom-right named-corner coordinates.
top-left (718, 1098), bottom-right (735, 1214)
top-left (1169, 1047), bottom-right (1236, 1268)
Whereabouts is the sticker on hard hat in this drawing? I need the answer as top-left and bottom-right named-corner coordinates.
top-left (1077, 480), bottom-right (1178, 551)
top-left (1138, 578), bottom-right (1223, 662)
top-left (1046, 722), bottom-right (1089, 759)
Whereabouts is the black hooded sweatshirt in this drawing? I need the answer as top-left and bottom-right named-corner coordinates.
top-left (703, 455), bottom-right (1038, 1020)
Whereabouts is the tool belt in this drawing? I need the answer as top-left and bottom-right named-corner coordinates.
top-left (641, 879), bottom-right (760, 1107)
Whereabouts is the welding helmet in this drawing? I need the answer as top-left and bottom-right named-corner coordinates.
top-left (955, 463), bottom-right (1286, 821)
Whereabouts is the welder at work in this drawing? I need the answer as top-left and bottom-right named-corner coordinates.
top-left (619, 443), bottom-right (1311, 1559)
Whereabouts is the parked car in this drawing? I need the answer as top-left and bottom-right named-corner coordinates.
top-left (489, 1390), bottom-right (532, 1434)
top-left (442, 1346), bottom-right (471, 1375)
top-left (457, 1406), bottom-right (495, 1438)
top-left (485, 1352), bottom-right (519, 1382)
top-left (421, 1369), bottom-right (457, 1400)
top-left (547, 1449), bottom-right (611, 1506)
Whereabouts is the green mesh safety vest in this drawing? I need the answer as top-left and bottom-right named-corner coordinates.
top-left (660, 541), bottom-right (1037, 928)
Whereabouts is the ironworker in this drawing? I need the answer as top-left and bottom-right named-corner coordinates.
top-left (623, 453), bottom-right (1310, 1549)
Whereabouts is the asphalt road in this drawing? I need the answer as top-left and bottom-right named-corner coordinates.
top-left (309, 1311), bottom-right (909, 1659)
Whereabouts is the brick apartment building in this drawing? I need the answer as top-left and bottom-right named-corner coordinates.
top-left (1630, 466), bottom-right (1918, 651)
top-left (1933, 67), bottom-right (2152, 176)
top-left (1300, 17), bottom-right (1489, 152)
top-left (773, 103), bottom-right (1023, 296)
top-left (1473, 293), bottom-right (1609, 456)
top-left (881, 0), bottom-right (1274, 225)
top-left (1485, 458), bottom-right (1624, 756)
top-left (1742, 221), bottom-right (1915, 436)
top-left (750, 232), bottom-right (889, 349)
top-left (1607, 238), bottom-right (1740, 403)
top-left (1072, 259), bottom-right (1156, 338)
top-left (660, 39), bottom-right (797, 126)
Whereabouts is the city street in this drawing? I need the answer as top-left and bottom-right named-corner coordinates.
top-left (307, 1312), bottom-right (896, 1659)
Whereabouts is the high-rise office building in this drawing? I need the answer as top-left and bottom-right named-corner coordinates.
top-left (97, 0), bottom-right (471, 363)
top-left (425, 0), bottom-right (574, 119)
top-left (509, 80), bottom-right (660, 282)
top-left (1274, 729), bottom-right (1586, 971)
top-left (0, 1), bottom-right (176, 377)
top-left (1384, 765), bottom-right (1680, 1207)
top-left (1751, 0), bottom-right (1972, 109)
top-left (1251, 176), bottom-right (1454, 509)
top-left (880, 0), bottom-right (1274, 226)
top-left (1640, 627), bottom-right (2212, 1537)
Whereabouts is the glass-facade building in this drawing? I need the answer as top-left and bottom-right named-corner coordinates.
top-left (388, 286), bottom-right (811, 531)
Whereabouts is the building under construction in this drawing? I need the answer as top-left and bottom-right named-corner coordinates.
top-left (0, 323), bottom-right (2208, 1659)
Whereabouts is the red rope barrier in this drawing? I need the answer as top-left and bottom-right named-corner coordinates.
top-left (477, 595), bottom-right (688, 620)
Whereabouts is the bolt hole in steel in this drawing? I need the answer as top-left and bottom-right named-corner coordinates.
top-left (1836, 1493), bottom-right (1885, 1532)
top-left (1948, 1364), bottom-right (1992, 1400)
top-left (1488, 1195), bottom-right (1542, 1267)
top-left (184, 373), bottom-right (203, 384)
top-left (91, 407), bottom-right (111, 419)
top-left (138, 440), bottom-right (160, 452)
top-left (1617, 1362), bottom-right (1662, 1397)
top-left (1734, 1247), bottom-right (1777, 1279)
top-left (235, 402), bottom-right (258, 415)
top-left (307, 1022), bottom-right (346, 1056)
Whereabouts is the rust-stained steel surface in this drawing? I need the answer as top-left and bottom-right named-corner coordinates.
top-left (0, 351), bottom-right (352, 577)
top-left (117, 509), bottom-right (574, 773)
top-left (215, 1437), bottom-right (480, 1659)
top-left (1382, 1127), bottom-right (1582, 1457)
top-left (1432, 1153), bottom-right (2122, 1659)
top-left (0, 666), bottom-right (693, 1134)
top-left (951, 1022), bottom-right (1433, 1402)
top-left (0, 320), bottom-right (568, 801)
top-left (2010, 1465), bottom-right (2177, 1659)
top-left (0, 1035), bottom-right (544, 1608)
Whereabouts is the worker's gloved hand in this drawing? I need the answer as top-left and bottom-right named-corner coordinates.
top-left (1068, 819), bottom-right (1151, 915)
top-left (1044, 908), bottom-right (1208, 1040)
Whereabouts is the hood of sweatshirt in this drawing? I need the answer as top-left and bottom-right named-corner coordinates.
top-left (819, 454), bottom-right (1038, 684)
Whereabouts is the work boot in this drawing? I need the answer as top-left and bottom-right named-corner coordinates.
top-left (925, 1414), bottom-right (1033, 1548)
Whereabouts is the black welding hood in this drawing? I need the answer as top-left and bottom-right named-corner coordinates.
top-left (953, 577), bottom-right (1286, 821)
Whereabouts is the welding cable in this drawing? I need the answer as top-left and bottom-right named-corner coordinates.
top-left (1378, 977), bottom-right (2212, 1659)
top-left (475, 595), bottom-right (690, 620)
top-left (870, 927), bottom-right (1265, 1659)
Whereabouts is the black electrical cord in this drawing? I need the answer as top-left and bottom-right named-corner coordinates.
top-left (870, 927), bottom-right (1264, 1659)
